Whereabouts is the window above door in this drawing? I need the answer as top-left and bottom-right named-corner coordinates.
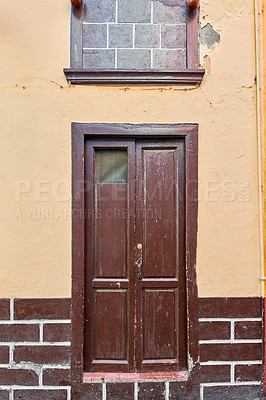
top-left (64, 0), bottom-right (205, 85)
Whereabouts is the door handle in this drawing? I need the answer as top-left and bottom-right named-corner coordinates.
top-left (137, 259), bottom-right (141, 282)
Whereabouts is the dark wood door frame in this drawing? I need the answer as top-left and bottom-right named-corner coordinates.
top-left (71, 123), bottom-right (199, 388)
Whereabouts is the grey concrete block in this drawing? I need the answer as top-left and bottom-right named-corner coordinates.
top-left (83, 24), bottom-right (107, 48)
top-left (109, 24), bottom-right (133, 48)
top-left (153, 0), bottom-right (186, 24)
top-left (83, 0), bottom-right (116, 23)
top-left (153, 49), bottom-right (186, 70)
top-left (200, 23), bottom-right (221, 48)
top-left (83, 49), bottom-right (115, 69)
top-left (161, 24), bottom-right (186, 48)
top-left (118, 0), bottom-right (151, 23)
top-left (117, 49), bottom-right (151, 69)
top-left (135, 24), bottom-right (160, 48)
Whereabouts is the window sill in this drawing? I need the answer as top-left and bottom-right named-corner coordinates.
top-left (63, 69), bottom-right (205, 85)
top-left (83, 371), bottom-right (189, 383)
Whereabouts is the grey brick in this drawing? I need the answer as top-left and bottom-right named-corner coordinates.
top-left (118, 0), bottom-right (151, 23)
top-left (153, 0), bottom-right (186, 24)
top-left (83, 49), bottom-right (115, 69)
top-left (153, 49), bottom-right (186, 70)
top-left (203, 385), bottom-right (261, 400)
top-left (135, 24), bottom-right (160, 48)
top-left (83, 0), bottom-right (116, 23)
top-left (14, 390), bottom-right (68, 400)
top-left (161, 24), bottom-right (186, 48)
top-left (117, 49), bottom-right (151, 69)
top-left (109, 24), bottom-right (133, 48)
top-left (83, 24), bottom-right (107, 48)
top-left (0, 391), bottom-right (9, 400)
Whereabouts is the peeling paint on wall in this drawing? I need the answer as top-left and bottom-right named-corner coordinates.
top-left (203, 55), bottom-right (211, 74)
top-left (200, 23), bottom-right (221, 48)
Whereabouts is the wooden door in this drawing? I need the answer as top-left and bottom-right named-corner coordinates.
top-left (84, 138), bottom-right (187, 373)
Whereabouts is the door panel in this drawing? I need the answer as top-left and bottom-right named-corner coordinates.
top-left (94, 290), bottom-right (128, 360)
top-left (135, 141), bottom-right (186, 372)
top-left (96, 184), bottom-right (127, 278)
top-left (143, 289), bottom-right (177, 360)
top-left (143, 149), bottom-right (177, 278)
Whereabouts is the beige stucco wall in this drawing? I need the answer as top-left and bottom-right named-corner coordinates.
top-left (0, 0), bottom-right (261, 298)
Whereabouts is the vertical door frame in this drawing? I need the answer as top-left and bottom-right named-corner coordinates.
top-left (71, 123), bottom-right (199, 390)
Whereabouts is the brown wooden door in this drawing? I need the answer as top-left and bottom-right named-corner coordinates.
top-left (84, 138), bottom-right (187, 373)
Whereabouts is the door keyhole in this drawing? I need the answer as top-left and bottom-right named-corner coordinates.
top-left (137, 259), bottom-right (141, 282)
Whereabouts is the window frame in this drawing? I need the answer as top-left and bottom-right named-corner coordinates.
top-left (71, 123), bottom-right (199, 394)
top-left (64, 5), bottom-right (205, 85)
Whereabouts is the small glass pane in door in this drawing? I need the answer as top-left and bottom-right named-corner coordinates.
top-left (95, 150), bottom-right (128, 183)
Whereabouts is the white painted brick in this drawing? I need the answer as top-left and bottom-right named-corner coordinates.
top-left (0, 386), bottom-right (71, 390)
top-left (231, 321), bottom-right (234, 340)
top-left (165, 381), bottom-right (169, 400)
top-left (102, 382), bottom-right (106, 400)
top-left (2, 342), bottom-right (71, 346)
top-left (42, 365), bottom-right (70, 370)
top-left (199, 318), bottom-right (262, 322)
top-left (230, 364), bottom-right (234, 383)
top-left (199, 339), bottom-right (262, 344)
top-left (0, 320), bottom-right (71, 325)
top-left (200, 384), bottom-right (204, 400)
top-left (9, 344), bottom-right (13, 364)
top-left (201, 382), bottom-right (261, 387)
top-left (200, 361), bottom-right (262, 365)
top-left (39, 366), bottom-right (43, 386)
top-left (134, 382), bottom-right (138, 400)
top-left (39, 322), bottom-right (43, 343)
top-left (10, 300), bottom-right (14, 322)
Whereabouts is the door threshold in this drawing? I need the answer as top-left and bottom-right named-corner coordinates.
top-left (83, 371), bottom-right (189, 383)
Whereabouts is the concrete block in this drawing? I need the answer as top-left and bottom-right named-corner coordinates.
top-left (153, 49), bottom-right (186, 70)
top-left (109, 24), bottom-right (133, 48)
top-left (83, 24), bottom-right (107, 48)
top-left (118, 0), bottom-right (151, 23)
top-left (161, 24), bottom-right (186, 48)
top-left (83, 49), bottom-right (115, 69)
top-left (83, 0), bottom-right (116, 23)
top-left (117, 49), bottom-right (151, 69)
top-left (153, 0), bottom-right (186, 24)
top-left (135, 24), bottom-right (160, 48)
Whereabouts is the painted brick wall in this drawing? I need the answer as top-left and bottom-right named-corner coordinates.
top-left (0, 298), bottom-right (263, 399)
top-left (0, 299), bottom-right (71, 400)
top-left (199, 298), bottom-right (263, 400)
top-left (81, 0), bottom-right (187, 70)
